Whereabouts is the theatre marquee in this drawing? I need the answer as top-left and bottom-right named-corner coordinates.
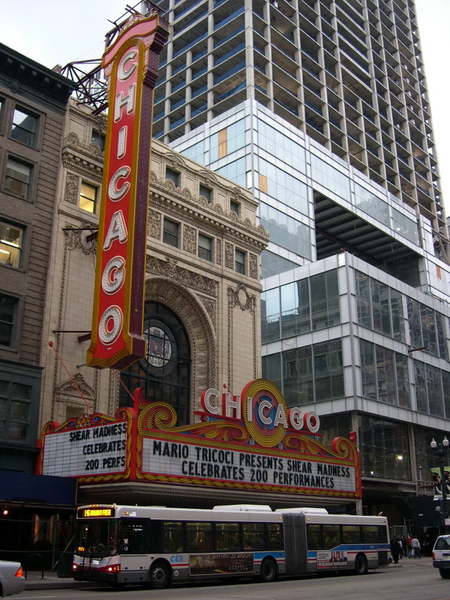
top-left (37, 379), bottom-right (361, 501)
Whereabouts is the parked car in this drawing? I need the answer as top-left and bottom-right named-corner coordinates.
top-left (432, 534), bottom-right (450, 578)
top-left (0, 560), bottom-right (25, 597)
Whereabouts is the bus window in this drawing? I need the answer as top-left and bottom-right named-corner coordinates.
top-left (267, 523), bottom-right (283, 550)
top-left (215, 523), bottom-right (240, 551)
top-left (77, 518), bottom-right (118, 557)
top-left (186, 522), bottom-right (213, 552)
top-left (243, 523), bottom-right (266, 550)
top-left (163, 522), bottom-right (184, 553)
top-left (342, 525), bottom-right (361, 544)
top-left (307, 524), bottom-right (322, 550)
top-left (120, 519), bottom-right (149, 553)
top-left (362, 525), bottom-right (386, 543)
top-left (322, 525), bottom-right (341, 549)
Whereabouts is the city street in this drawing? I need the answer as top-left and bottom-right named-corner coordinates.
top-left (21, 558), bottom-right (450, 600)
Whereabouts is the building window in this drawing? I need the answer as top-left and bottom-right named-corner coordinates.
top-left (199, 184), bottom-right (212, 203)
top-left (0, 379), bottom-right (32, 442)
top-left (198, 234), bottom-right (213, 261)
top-left (163, 218), bottom-right (179, 247)
top-left (355, 271), bottom-right (406, 342)
top-left (120, 302), bottom-right (191, 426)
top-left (0, 294), bottom-right (18, 347)
top-left (407, 297), bottom-right (448, 360)
top-left (166, 167), bottom-right (180, 186)
top-left (218, 128), bottom-right (227, 158)
top-left (11, 106), bottom-right (39, 147)
top-left (259, 173), bottom-right (268, 193)
top-left (360, 339), bottom-right (411, 408)
top-left (235, 249), bottom-right (246, 274)
top-left (0, 222), bottom-right (23, 268)
top-left (79, 182), bottom-right (97, 213)
top-left (91, 129), bottom-right (105, 151)
top-left (359, 414), bottom-right (410, 480)
top-left (230, 199), bottom-right (241, 216)
top-left (4, 157), bottom-right (32, 199)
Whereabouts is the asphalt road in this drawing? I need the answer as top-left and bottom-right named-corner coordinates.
top-left (20, 558), bottom-right (450, 600)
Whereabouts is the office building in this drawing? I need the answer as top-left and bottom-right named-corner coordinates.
top-left (153, 0), bottom-right (447, 259)
top-left (0, 43), bottom-right (77, 561)
top-left (152, 0), bottom-right (450, 527)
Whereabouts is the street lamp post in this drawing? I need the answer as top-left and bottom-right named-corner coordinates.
top-left (431, 436), bottom-right (450, 533)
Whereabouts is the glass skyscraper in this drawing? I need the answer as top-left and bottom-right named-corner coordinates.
top-left (153, 0), bottom-right (447, 259)
top-left (150, 0), bottom-right (450, 527)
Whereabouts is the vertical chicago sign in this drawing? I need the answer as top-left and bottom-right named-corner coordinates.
top-left (87, 13), bottom-right (168, 369)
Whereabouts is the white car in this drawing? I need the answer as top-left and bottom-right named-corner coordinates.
top-left (432, 535), bottom-right (450, 578)
top-left (0, 560), bottom-right (25, 597)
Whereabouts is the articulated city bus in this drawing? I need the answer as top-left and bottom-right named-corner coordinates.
top-left (72, 504), bottom-right (390, 589)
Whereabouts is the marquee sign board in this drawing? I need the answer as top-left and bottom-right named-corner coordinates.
top-left (86, 13), bottom-right (168, 369)
top-left (38, 408), bottom-right (136, 483)
top-left (38, 379), bottom-right (361, 500)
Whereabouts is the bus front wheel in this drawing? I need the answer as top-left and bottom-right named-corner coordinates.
top-left (149, 561), bottom-right (170, 589)
top-left (260, 558), bottom-right (277, 582)
top-left (355, 553), bottom-right (368, 575)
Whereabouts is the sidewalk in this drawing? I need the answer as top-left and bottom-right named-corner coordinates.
top-left (24, 571), bottom-right (103, 591)
top-left (380, 556), bottom-right (432, 569)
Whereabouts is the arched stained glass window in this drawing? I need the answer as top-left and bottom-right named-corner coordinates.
top-left (119, 302), bottom-right (191, 425)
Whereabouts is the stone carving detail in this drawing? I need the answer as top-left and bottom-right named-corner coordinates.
top-left (148, 170), bottom-right (268, 246)
top-left (225, 242), bottom-right (234, 269)
top-left (199, 169), bottom-right (219, 185)
top-left (65, 172), bottom-right (79, 205)
top-left (249, 253), bottom-right (258, 279)
top-left (147, 256), bottom-right (218, 297)
top-left (216, 239), bottom-right (222, 265)
top-left (163, 179), bottom-right (177, 192)
top-left (63, 131), bottom-right (104, 159)
top-left (64, 223), bottom-right (97, 255)
top-left (183, 225), bottom-right (196, 254)
top-left (165, 152), bottom-right (187, 168)
top-left (149, 210), bottom-right (161, 239)
top-left (228, 284), bottom-right (256, 314)
top-left (54, 373), bottom-right (96, 413)
top-left (62, 132), bottom-right (104, 182)
top-left (198, 296), bottom-right (216, 329)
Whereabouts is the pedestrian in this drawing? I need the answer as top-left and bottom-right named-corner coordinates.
top-left (397, 537), bottom-right (403, 559)
top-left (411, 536), bottom-right (421, 558)
top-left (407, 534), bottom-right (413, 558)
top-left (402, 536), bottom-right (407, 557)
top-left (391, 536), bottom-right (401, 564)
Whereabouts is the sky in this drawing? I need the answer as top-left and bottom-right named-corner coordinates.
top-left (1, 0), bottom-right (449, 210)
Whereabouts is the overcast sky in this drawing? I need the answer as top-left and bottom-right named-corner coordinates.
top-left (1, 0), bottom-right (449, 210)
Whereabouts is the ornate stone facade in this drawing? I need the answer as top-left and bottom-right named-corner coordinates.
top-left (40, 99), bottom-right (268, 429)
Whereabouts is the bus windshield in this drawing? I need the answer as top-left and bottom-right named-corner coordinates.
top-left (76, 519), bottom-right (118, 558)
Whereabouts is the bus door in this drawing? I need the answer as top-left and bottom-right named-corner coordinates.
top-left (282, 513), bottom-right (308, 576)
top-left (119, 519), bottom-right (150, 573)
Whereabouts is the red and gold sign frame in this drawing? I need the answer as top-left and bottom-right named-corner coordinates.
top-left (38, 380), bottom-right (361, 499)
top-left (87, 13), bottom-right (168, 369)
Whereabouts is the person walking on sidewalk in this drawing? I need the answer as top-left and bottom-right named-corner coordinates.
top-left (411, 536), bottom-right (421, 558)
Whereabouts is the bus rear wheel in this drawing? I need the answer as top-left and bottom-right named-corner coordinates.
top-left (355, 553), bottom-right (368, 575)
top-left (149, 561), bottom-right (170, 589)
top-left (260, 558), bottom-right (277, 582)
